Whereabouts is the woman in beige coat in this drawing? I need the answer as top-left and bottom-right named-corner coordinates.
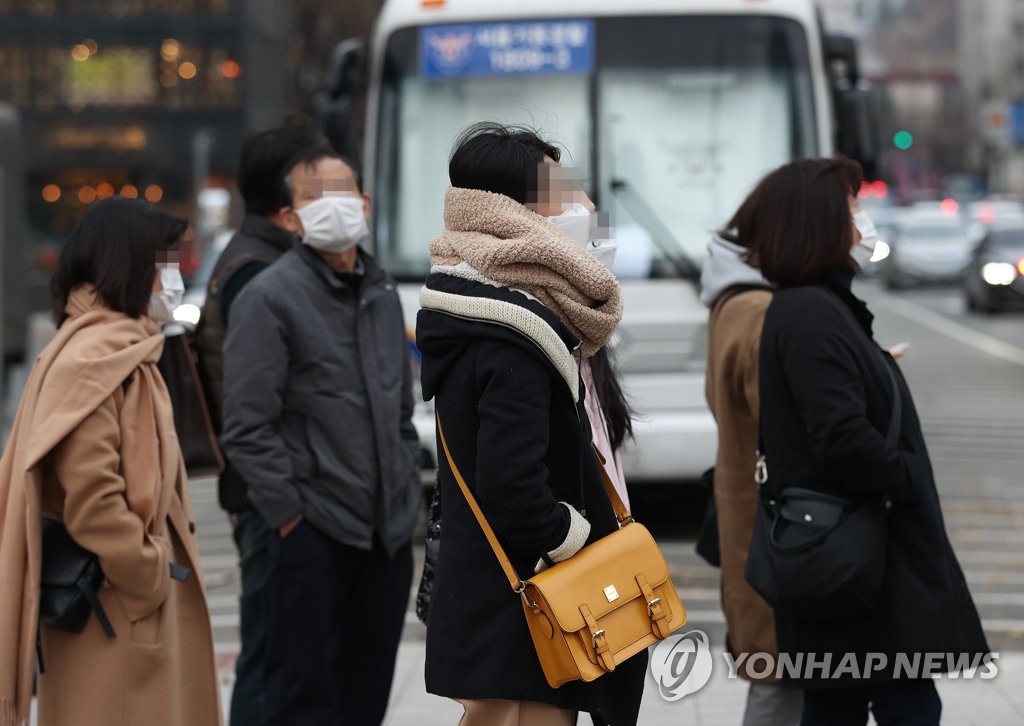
top-left (702, 186), bottom-right (802, 726)
top-left (0, 197), bottom-right (221, 726)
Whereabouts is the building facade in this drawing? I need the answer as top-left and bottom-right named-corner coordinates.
top-left (0, 0), bottom-right (289, 294)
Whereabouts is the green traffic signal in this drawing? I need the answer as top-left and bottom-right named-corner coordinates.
top-left (894, 130), bottom-right (914, 150)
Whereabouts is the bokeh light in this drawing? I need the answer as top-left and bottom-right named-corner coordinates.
top-left (42, 184), bottom-right (61, 203)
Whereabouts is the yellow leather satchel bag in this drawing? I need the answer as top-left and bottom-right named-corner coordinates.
top-left (438, 419), bottom-right (687, 688)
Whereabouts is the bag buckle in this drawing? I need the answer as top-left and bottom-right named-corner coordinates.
top-left (647, 596), bottom-right (663, 618)
top-left (755, 453), bottom-right (768, 485)
top-left (591, 628), bottom-right (607, 651)
top-left (516, 582), bottom-right (539, 611)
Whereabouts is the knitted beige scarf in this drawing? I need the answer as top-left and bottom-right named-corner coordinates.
top-left (430, 186), bottom-right (623, 357)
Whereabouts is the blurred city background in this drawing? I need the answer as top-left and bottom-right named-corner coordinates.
top-left (2, 0), bottom-right (1024, 367)
top-left (2, 1), bottom-right (1024, 723)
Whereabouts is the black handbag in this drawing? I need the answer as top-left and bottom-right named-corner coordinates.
top-left (745, 358), bottom-right (901, 620)
top-left (695, 467), bottom-right (721, 567)
top-left (39, 518), bottom-right (116, 638)
top-left (157, 330), bottom-right (224, 478)
top-left (415, 484), bottom-right (442, 624)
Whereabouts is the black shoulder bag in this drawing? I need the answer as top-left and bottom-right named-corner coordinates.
top-left (39, 518), bottom-right (116, 638)
top-left (745, 357), bottom-right (901, 620)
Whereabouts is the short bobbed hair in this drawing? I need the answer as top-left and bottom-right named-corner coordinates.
top-left (51, 197), bottom-right (187, 326)
top-left (448, 122), bottom-right (561, 205)
top-left (747, 157), bottom-right (864, 287)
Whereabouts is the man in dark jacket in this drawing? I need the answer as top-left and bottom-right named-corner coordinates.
top-left (221, 147), bottom-right (420, 726)
top-left (193, 120), bottom-right (321, 726)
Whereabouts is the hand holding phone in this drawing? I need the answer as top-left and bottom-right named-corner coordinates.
top-left (889, 341), bottom-right (911, 359)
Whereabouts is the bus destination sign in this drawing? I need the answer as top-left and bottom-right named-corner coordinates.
top-left (421, 20), bottom-right (595, 78)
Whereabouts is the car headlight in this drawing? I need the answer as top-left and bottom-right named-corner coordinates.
top-left (870, 240), bottom-right (891, 263)
top-left (173, 303), bottom-right (202, 325)
top-left (981, 262), bottom-right (1017, 286)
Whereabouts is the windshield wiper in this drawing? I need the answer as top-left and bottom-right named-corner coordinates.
top-left (609, 178), bottom-right (701, 281)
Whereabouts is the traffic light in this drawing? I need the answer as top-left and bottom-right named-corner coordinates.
top-left (893, 130), bottom-right (914, 150)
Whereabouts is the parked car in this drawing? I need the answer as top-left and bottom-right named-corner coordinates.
top-left (883, 211), bottom-right (975, 289)
top-left (963, 224), bottom-right (1024, 313)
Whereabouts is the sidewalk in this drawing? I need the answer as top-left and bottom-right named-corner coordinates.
top-left (377, 642), bottom-right (1024, 725)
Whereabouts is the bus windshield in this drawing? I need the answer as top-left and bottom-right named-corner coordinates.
top-left (374, 15), bottom-right (817, 281)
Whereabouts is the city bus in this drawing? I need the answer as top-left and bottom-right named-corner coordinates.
top-left (345, 0), bottom-right (876, 483)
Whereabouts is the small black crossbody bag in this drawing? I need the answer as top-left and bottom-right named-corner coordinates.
top-left (745, 348), bottom-right (901, 620)
top-left (39, 518), bottom-right (116, 638)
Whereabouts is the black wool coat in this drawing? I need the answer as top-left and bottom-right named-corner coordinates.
top-left (417, 272), bottom-right (646, 725)
top-left (758, 268), bottom-right (989, 687)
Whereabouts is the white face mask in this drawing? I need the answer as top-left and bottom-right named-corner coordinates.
top-left (296, 195), bottom-right (368, 254)
top-left (547, 203), bottom-right (619, 271)
top-left (850, 210), bottom-right (879, 268)
top-left (148, 265), bottom-right (184, 323)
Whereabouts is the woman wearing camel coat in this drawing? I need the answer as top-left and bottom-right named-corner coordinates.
top-left (0, 198), bottom-right (220, 726)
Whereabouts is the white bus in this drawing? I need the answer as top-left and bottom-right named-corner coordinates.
top-left (342, 0), bottom-right (876, 482)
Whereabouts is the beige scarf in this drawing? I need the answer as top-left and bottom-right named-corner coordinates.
top-left (0, 286), bottom-right (177, 725)
top-left (430, 186), bottom-right (623, 357)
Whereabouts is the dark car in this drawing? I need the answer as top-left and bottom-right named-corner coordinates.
top-left (963, 225), bottom-right (1024, 313)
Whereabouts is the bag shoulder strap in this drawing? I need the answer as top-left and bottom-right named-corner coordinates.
top-left (436, 415), bottom-right (632, 594)
top-left (713, 284), bottom-right (770, 314)
top-left (880, 360), bottom-right (902, 448)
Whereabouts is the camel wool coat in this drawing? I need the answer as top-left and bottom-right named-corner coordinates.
top-left (0, 287), bottom-right (220, 726)
top-left (36, 389), bottom-right (221, 726)
top-left (704, 287), bottom-right (780, 664)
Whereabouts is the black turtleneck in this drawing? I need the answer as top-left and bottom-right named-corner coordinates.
top-left (824, 266), bottom-right (874, 337)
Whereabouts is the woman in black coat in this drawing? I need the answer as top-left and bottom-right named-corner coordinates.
top-left (416, 123), bottom-right (647, 725)
top-left (749, 158), bottom-right (989, 726)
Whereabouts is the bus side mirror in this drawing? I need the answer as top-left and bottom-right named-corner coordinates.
top-left (318, 38), bottom-right (367, 159)
top-left (836, 87), bottom-right (880, 178)
top-left (826, 33), bottom-right (880, 177)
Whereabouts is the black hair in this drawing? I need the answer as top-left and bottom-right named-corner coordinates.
top-left (448, 122), bottom-right (561, 204)
top-left (51, 197), bottom-right (187, 326)
top-left (748, 157), bottom-right (864, 287)
top-left (590, 347), bottom-right (634, 452)
top-left (238, 119), bottom-right (324, 215)
top-left (283, 145), bottom-right (364, 195)
top-left (719, 177), bottom-right (766, 249)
